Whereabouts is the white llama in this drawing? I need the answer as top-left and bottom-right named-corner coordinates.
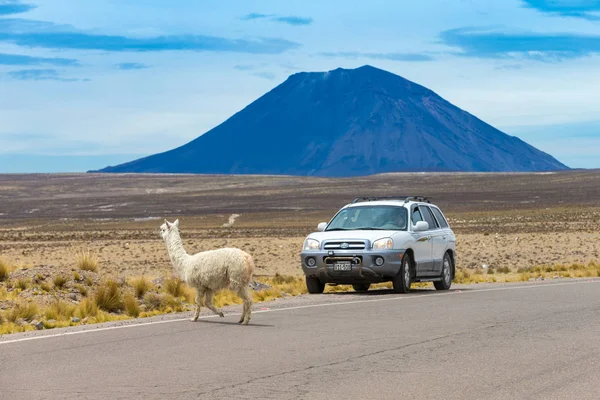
top-left (159, 219), bottom-right (255, 325)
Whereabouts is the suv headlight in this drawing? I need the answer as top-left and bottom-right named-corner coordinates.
top-left (303, 238), bottom-right (320, 251)
top-left (372, 238), bottom-right (393, 250)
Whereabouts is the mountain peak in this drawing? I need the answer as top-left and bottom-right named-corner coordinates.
top-left (94, 66), bottom-right (568, 176)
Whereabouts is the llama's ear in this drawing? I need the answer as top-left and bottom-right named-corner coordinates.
top-left (165, 219), bottom-right (172, 228)
top-left (173, 219), bottom-right (179, 228)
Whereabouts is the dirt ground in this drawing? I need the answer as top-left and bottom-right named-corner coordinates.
top-left (1, 171), bottom-right (600, 279)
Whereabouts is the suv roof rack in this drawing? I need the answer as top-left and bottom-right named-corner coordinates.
top-left (351, 196), bottom-right (430, 204)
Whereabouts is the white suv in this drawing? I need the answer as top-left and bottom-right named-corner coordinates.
top-left (300, 196), bottom-right (456, 294)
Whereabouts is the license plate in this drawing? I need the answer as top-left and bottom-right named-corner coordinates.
top-left (333, 261), bottom-right (352, 271)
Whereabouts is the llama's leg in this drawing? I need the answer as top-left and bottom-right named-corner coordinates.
top-left (191, 287), bottom-right (205, 322)
top-left (238, 286), bottom-right (252, 325)
top-left (204, 289), bottom-right (224, 318)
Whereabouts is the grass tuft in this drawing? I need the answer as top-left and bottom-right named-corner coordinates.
top-left (6, 301), bottom-right (38, 323)
top-left (44, 300), bottom-right (75, 321)
top-left (15, 278), bottom-right (30, 290)
top-left (142, 292), bottom-right (162, 311)
top-left (76, 249), bottom-right (99, 272)
top-left (131, 276), bottom-right (152, 298)
top-left (163, 276), bottom-right (184, 298)
top-left (0, 259), bottom-right (11, 282)
top-left (95, 280), bottom-right (123, 312)
top-left (53, 275), bottom-right (68, 289)
top-left (75, 298), bottom-right (98, 318)
top-left (75, 284), bottom-right (88, 297)
top-left (124, 294), bottom-right (140, 317)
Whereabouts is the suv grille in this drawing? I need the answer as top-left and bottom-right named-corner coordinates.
top-left (323, 241), bottom-right (366, 250)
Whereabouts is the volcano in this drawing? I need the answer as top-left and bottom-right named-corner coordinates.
top-left (94, 65), bottom-right (568, 176)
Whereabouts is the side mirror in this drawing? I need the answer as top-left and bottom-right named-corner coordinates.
top-left (317, 222), bottom-right (327, 232)
top-left (414, 221), bottom-right (429, 232)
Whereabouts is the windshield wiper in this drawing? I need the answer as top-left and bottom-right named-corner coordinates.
top-left (355, 227), bottom-right (389, 230)
top-left (325, 228), bottom-right (348, 231)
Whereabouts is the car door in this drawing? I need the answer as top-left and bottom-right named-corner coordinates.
top-left (410, 205), bottom-right (433, 277)
top-left (417, 205), bottom-right (441, 276)
top-left (423, 206), bottom-right (446, 275)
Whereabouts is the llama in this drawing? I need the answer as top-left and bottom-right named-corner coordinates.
top-left (159, 219), bottom-right (255, 325)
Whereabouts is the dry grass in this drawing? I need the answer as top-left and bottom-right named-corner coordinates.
top-left (75, 298), bottom-right (99, 319)
top-left (15, 278), bottom-right (30, 291)
top-left (52, 275), bottom-right (68, 289)
top-left (124, 294), bottom-right (140, 317)
top-left (95, 280), bottom-right (123, 312)
top-left (130, 276), bottom-right (152, 298)
top-left (44, 300), bottom-right (75, 321)
top-left (454, 261), bottom-right (600, 284)
top-left (75, 284), bottom-right (88, 297)
top-left (0, 259), bottom-right (11, 281)
top-left (76, 249), bottom-right (99, 272)
top-left (142, 292), bottom-right (162, 311)
top-left (163, 276), bottom-right (184, 298)
top-left (5, 301), bottom-right (38, 323)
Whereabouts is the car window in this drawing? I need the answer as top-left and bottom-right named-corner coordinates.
top-left (325, 205), bottom-right (408, 231)
top-left (430, 207), bottom-right (449, 228)
top-left (416, 206), bottom-right (437, 230)
top-left (411, 207), bottom-right (423, 225)
top-left (423, 206), bottom-right (440, 229)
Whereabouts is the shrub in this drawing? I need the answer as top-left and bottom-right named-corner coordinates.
top-left (44, 300), bottom-right (75, 321)
top-left (53, 275), bottom-right (68, 289)
top-left (95, 280), bottom-right (123, 312)
top-left (0, 259), bottom-right (10, 281)
top-left (7, 301), bottom-right (38, 323)
top-left (15, 278), bottom-right (30, 290)
top-left (76, 298), bottom-right (98, 318)
top-left (164, 277), bottom-right (184, 298)
top-left (131, 276), bottom-right (152, 298)
top-left (124, 294), bottom-right (140, 317)
top-left (142, 292), bottom-right (162, 311)
top-left (75, 284), bottom-right (88, 297)
top-left (40, 282), bottom-right (52, 292)
top-left (73, 271), bottom-right (81, 281)
top-left (76, 249), bottom-right (99, 272)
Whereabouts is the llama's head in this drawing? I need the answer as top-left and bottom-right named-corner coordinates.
top-left (159, 219), bottom-right (179, 241)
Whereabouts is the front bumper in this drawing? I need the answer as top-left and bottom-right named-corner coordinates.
top-left (300, 249), bottom-right (406, 283)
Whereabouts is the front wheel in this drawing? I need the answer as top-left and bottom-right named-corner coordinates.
top-left (393, 253), bottom-right (412, 293)
top-left (434, 252), bottom-right (453, 291)
top-left (306, 277), bottom-right (325, 294)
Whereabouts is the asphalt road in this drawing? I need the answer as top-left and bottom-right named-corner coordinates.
top-left (1, 279), bottom-right (599, 400)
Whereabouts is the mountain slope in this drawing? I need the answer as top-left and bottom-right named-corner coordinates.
top-left (94, 65), bottom-right (568, 176)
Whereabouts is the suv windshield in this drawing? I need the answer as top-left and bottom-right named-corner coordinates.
top-left (325, 206), bottom-right (408, 231)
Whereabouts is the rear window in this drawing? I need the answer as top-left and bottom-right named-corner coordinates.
top-left (430, 207), bottom-right (449, 228)
top-left (420, 206), bottom-right (439, 229)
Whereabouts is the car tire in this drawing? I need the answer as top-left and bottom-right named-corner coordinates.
top-left (306, 277), bottom-right (325, 294)
top-left (393, 253), bottom-right (412, 293)
top-left (434, 252), bottom-right (453, 291)
top-left (352, 283), bottom-right (370, 292)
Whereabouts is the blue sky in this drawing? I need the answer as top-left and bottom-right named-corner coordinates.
top-left (1, 0), bottom-right (599, 172)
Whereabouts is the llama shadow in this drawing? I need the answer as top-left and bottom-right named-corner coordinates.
top-left (194, 319), bottom-right (274, 328)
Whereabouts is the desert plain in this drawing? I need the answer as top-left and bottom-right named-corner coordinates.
top-left (2, 171), bottom-right (600, 275)
top-left (1, 170), bottom-right (600, 333)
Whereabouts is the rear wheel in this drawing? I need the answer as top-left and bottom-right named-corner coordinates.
top-left (434, 252), bottom-right (453, 291)
top-left (393, 253), bottom-right (412, 293)
top-left (352, 283), bottom-right (370, 292)
top-left (306, 276), bottom-right (325, 294)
